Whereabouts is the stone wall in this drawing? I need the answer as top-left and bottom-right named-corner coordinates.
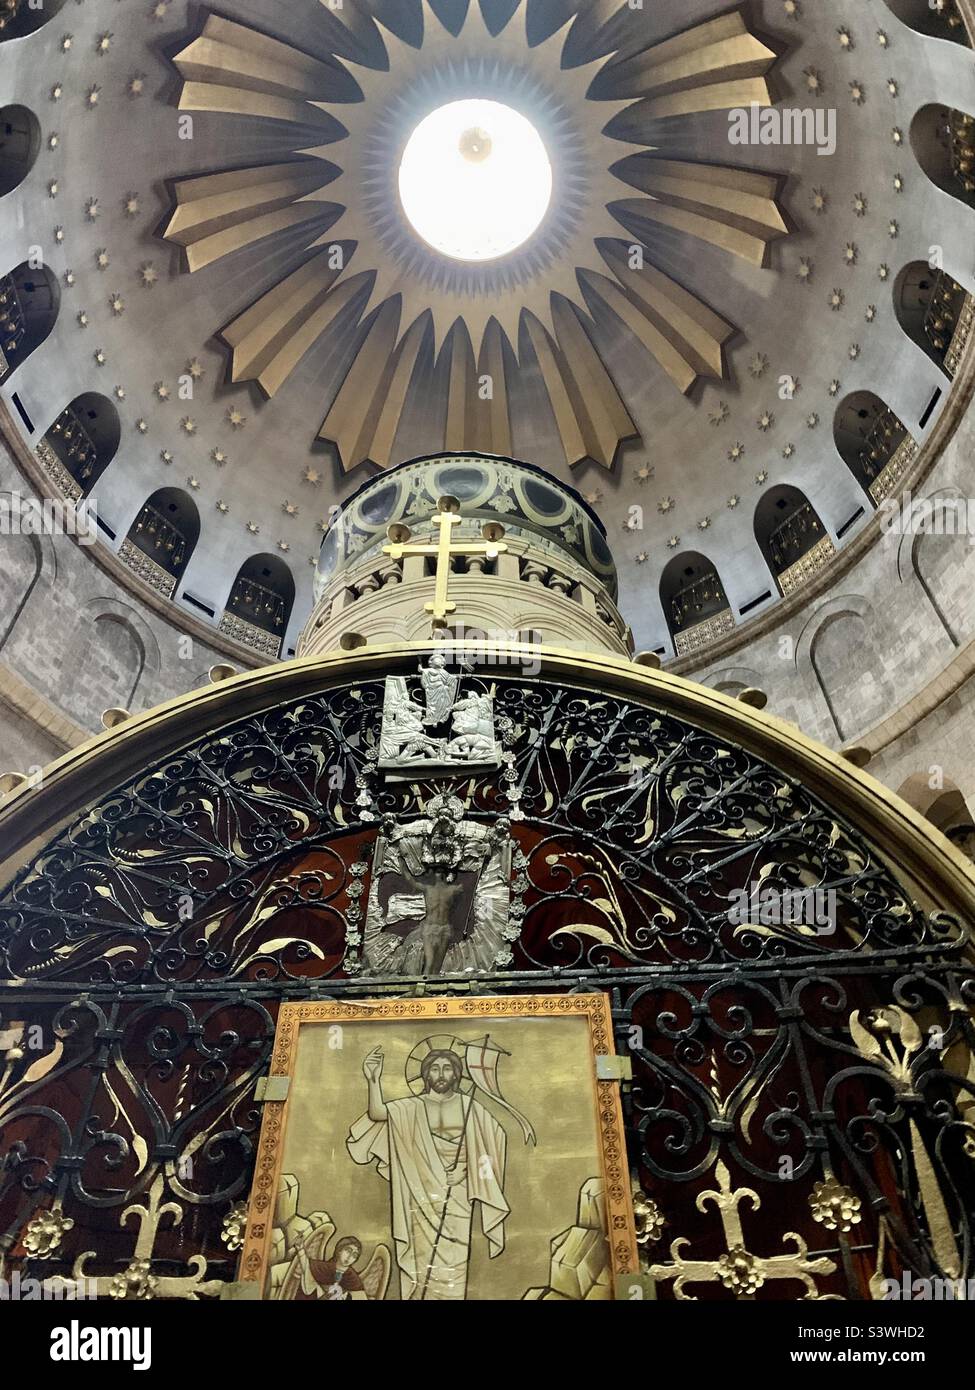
top-left (0, 432), bottom-right (239, 771)
top-left (693, 404), bottom-right (975, 820)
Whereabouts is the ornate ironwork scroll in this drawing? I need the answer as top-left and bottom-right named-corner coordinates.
top-left (0, 672), bottom-right (971, 1299)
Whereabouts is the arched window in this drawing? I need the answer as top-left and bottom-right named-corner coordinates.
top-left (0, 105), bottom-right (40, 197)
top-left (755, 485), bottom-right (833, 596)
top-left (659, 551), bottom-right (733, 657)
top-left (911, 104), bottom-right (975, 209)
top-left (0, 0), bottom-right (69, 41)
top-left (893, 261), bottom-right (973, 378)
top-left (36, 393), bottom-right (120, 499)
top-left (219, 554), bottom-right (296, 660)
top-left (833, 391), bottom-right (918, 504)
top-left (0, 261), bottom-right (59, 384)
top-left (120, 489), bottom-right (200, 599)
top-left (881, 0), bottom-right (971, 44)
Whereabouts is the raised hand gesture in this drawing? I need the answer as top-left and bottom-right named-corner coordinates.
top-left (363, 1045), bottom-right (384, 1082)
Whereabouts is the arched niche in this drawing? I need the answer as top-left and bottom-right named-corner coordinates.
top-left (881, 0), bottom-right (971, 44)
top-left (0, 261), bottom-right (59, 384)
top-left (0, 499), bottom-right (40, 649)
top-left (38, 393), bottom-right (120, 498)
top-left (910, 104), bottom-right (975, 209)
top-left (122, 489), bottom-right (200, 599)
top-left (808, 607), bottom-right (894, 742)
top-left (893, 261), bottom-right (973, 378)
top-left (0, 0), bottom-right (69, 41)
top-left (908, 492), bottom-right (975, 648)
top-left (754, 485), bottom-right (830, 596)
top-left (0, 105), bottom-right (40, 197)
top-left (220, 554), bottom-right (296, 659)
top-left (659, 551), bottom-right (732, 657)
top-left (62, 611), bottom-right (147, 729)
top-left (833, 391), bottom-right (916, 502)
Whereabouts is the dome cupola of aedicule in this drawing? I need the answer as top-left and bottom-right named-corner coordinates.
top-left (301, 451), bottom-right (631, 655)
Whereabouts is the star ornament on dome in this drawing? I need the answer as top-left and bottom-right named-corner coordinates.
top-left (165, 1), bottom-right (786, 473)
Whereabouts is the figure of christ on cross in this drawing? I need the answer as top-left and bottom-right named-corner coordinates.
top-left (347, 1045), bottom-right (509, 1300)
top-left (412, 865), bottom-right (469, 977)
top-left (382, 495), bottom-right (507, 628)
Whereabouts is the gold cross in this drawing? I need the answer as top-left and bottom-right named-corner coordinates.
top-left (645, 1161), bottom-right (836, 1300)
top-left (382, 495), bottom-right (507, 628)
top-left (64, 1172), bottom-right (224, 1300)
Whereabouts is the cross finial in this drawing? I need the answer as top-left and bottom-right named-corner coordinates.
top-left (382, 494), bottom-right (507, 629)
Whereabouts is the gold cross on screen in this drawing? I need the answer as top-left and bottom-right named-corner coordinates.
top-left (382, 495), bottom-right (508, 627)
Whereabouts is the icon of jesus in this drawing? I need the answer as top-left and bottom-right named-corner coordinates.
top-left (347, 1044), bottom-right (509, 1300)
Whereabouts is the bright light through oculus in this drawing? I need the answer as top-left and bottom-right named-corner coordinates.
top-left (398, 99), bottom-right (552, 262)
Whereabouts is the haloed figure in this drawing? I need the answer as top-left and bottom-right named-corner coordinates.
top-left (347, 1045), bottom-right (508, 1300)
top-left (294, 1235), bottom-right (366, 1301)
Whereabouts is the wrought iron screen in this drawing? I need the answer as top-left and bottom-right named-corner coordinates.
top-left (0, 675), bottom-right (971, 1299)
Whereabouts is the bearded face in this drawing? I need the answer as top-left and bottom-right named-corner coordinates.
top-left (422, 1053), bottom-right (462, 1094)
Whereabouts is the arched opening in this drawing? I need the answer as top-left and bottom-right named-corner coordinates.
top-left (833, 391), bottom-right (917, 504)
top-left (219, 554), bottom-right (296, 660)
top-left (660, 551), bottom-right (733, 657)
top-left (0, 0), bottom-right (69, 41)
top-left (0, 105), bottom-right (40, 197)
top-left (893, 261), bottom-right (974, 378)
top-left (755, 485), bottom-right (832, 596)
top-left (881, 0), bottom-right (971, 44)
top-left (910, 104), bottom-right (975, 209)
top-left (120, 489), bottom-right (200, 599)
top-left (0, 261), bottom-right (59, 384)
top-left (37, 393), bottom-right (121, 498)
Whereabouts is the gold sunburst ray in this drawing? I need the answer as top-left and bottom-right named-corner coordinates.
top-left (166, 0), bottom-right (784, 471)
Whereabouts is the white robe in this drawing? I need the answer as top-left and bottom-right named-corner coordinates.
top-left (347, 1095), bottom-right (508, 1300)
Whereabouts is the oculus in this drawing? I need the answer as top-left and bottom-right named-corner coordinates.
top-left (398, 99), bottom-right (553, 261)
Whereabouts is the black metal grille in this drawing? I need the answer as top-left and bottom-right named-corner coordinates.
top-left (0, 674), bottom-right (971, 1299)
